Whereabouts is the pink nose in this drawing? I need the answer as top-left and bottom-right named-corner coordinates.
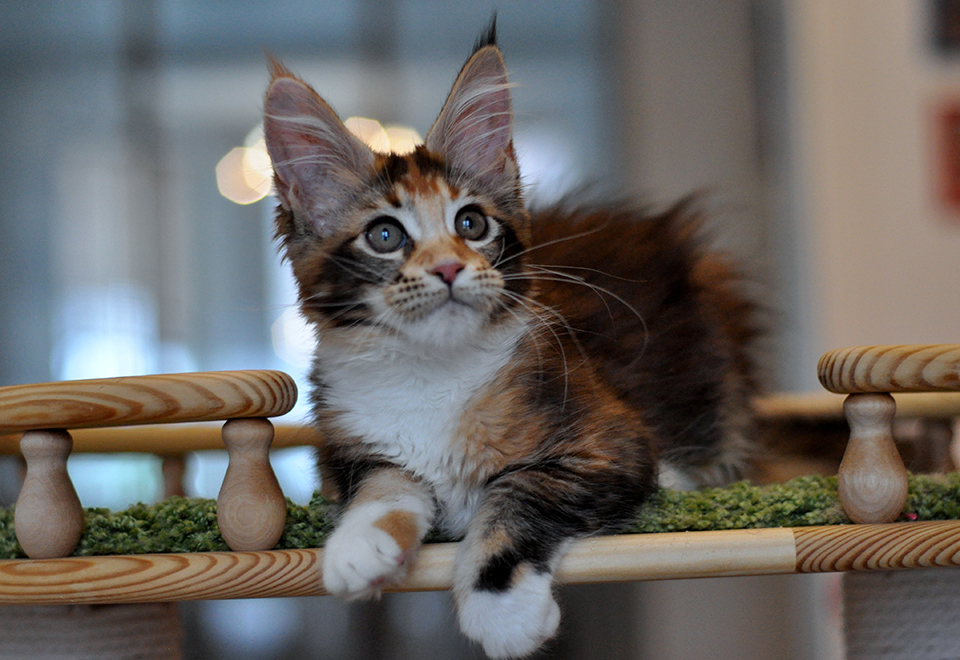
top-left (430, 261), bottom-right (465, 285)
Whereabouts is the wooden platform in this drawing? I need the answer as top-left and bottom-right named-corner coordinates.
top-left (1, 520), bottom-right (958, 605)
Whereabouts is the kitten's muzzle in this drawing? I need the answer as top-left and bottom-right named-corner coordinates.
top-left (431, 261), bottom-right (465, 285)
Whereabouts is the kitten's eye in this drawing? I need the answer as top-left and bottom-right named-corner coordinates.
top-left (365, 217), bottom-right (407, 253)
top-left (455, 207), bottom-right (489, 241)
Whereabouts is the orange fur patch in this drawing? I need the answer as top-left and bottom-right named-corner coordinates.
top-left (397, 160), bottom-right (442, 198)
top-left (373, 510), bottom-right (421, 553)
top-left (405, 235), bottom-right (481, 274)
top-left (456, 362), bottom-right (544, 483)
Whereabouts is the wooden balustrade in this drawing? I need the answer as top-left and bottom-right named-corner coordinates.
top-left (0, 371), bottom-right (297, 558)
top-left (819, 345), bottom-right (960, 523)
top-left (0, 347), bottom-right (957, 598)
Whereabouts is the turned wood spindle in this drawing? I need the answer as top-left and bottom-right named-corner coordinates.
top-left (838, 393), bottom-right (908, 524)
top-left (161, 454), bottom-right (186, 499)
top-left (14, 429), bottom-right (84, 559)
top-left (217, 418), bottom-right (286, 551)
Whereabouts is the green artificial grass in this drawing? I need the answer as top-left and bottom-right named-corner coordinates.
top-left (3, 473), bottom-right (960, 559)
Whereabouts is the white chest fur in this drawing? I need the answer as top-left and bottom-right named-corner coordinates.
top-left (314, 325), bottom-right (525, 534)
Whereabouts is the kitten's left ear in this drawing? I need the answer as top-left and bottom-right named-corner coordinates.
top-left (263, 60), bottom-right (374, 237)
top-left (425, 44), bottom-right (519, 195)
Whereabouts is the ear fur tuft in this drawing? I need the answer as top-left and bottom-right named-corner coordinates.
top-left (265, 51), bottom-right (295, 83)
top-left (473, 13), bottom-right (498, 54)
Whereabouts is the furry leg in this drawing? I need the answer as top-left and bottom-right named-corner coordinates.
top-left (321, 468), bottom-right (435, 599)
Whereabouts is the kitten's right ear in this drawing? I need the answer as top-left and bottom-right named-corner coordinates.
top-left (264, 62), bottom-right (374, 236)
top-left (425, 33), bottom-right (518, 196)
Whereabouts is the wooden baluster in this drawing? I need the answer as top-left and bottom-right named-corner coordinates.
top-left (217, 418), bottom-right (286, 551)
top-left (838, 393), bottom-right (908, 524)
top-left (160, 453), bottom-right (186, 499)
top-left (14, 429), bottom-right (84, 558)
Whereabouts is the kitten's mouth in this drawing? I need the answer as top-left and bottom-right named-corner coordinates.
top-left (410, 291), bottom-right (488, 329)
top-left (429, 293), bottom-right (476, 316)
top-left (383, 276), bottom-right (499, 327)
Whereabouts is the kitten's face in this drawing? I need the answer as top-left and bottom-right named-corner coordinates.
top-left (264, 45), bottom-right (531, 350)
top-left (294, 149), bottom-right (530, 348)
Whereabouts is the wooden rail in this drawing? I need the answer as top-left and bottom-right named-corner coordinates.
top-left (0, 371), bottom-right (299, 559)
top-left (754, 391), bottom-right (960, 421)
top-left (2, 391), bottom-right (960, 457)
top-left (0, 521), bottom-right (958, 605)
top-left (0, 423), bottom-right (317, 455)
top-left (0, 371), bottom-right (296, 434)
top-left (819, 344), bottom-right (960, 394)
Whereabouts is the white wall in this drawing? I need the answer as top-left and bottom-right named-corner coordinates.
top-left (612, 3), bottom-right (843, 660)
top-left (616, 0), bottom-right (765, 259)
top-left (786, 0), bottom-right (960, 386)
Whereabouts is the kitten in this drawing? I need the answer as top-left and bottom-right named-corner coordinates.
top-left (263, 24), bottom-right (757, 659)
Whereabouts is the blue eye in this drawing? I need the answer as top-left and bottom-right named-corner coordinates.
top-left (365, 218), bottom-right (407, 253)
top-left (455, 206), bottom-right (489, 241)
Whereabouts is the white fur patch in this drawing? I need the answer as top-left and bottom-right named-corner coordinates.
top-left (658, 461), bottom-right (699, 491)
top-left (321, 497), bottom-right (431, 599)
top-left (456, 570), bottom-right (561, 659)
top-left (315, 322), bottom-right (526, 536)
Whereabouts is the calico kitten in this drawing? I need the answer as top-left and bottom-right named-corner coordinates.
top-left (263, 24), bottom-right (757, 659)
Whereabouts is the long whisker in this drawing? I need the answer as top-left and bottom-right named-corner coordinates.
top-left (529, 263), bottom-right (648, 285)
top-left (498, 291), bottom-right (571, 408)
top-left (491, 222), bottom-right (612, 269)
top-left (326, 254), bottom-right (387, 284)
top-left (513, 269), bottom-right (617, 327)
top-left (503, 267), bottom-right (651, 367)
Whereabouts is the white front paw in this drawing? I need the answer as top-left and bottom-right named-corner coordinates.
top-left (322, 521), bottom-right (409, 600)
top-left (457, 570), bottom-right (560, 658)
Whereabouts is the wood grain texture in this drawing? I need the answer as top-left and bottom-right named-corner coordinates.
top-left (838, 393), bottom-right (908, 524)
top-left (14, 430), bottom-right (84, 559)
top-left (819, 344), bottom-right (960, 394)
top-left (0, 550), bottom-right (322, 604)
top-left (3, 523), bottom-right (960, 604)
top-left (217, 418), bottom-right (286, 552)
top-left (0, 423), bottom-right (320, 455)
top-left (794, 521), bottom-right (960, 572)
top-left (0, 371), bottom-right (297, 434)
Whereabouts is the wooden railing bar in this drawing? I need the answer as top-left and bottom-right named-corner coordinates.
top-left (0, 522), bottom-right (958, 605)
top-left (0, 371), bottom-right (297, 434)
top-left (1, 391), bottom-right (959, 456)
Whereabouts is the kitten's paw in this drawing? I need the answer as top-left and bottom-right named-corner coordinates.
top-left (321, 518), bottom-right (411, 600)
top-left (457, 569), bottom-right (560, 659)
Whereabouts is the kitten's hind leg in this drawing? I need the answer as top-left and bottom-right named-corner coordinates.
top-left (321, 467), bottom-right (435, 600)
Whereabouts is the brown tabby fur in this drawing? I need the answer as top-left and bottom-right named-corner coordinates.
top-left (263, 22), bottom-right (759, 659)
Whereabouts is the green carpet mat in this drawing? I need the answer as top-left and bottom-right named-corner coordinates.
top-left (2, 473), bottom-right (960, 559)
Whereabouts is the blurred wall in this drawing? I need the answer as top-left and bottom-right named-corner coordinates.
top-left (778, 0), bottom-right (960, 389)
top-left (611, 3), bottom-right (842, 660)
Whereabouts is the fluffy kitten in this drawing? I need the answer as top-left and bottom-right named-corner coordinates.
top-left (263, 25), bottom-right (757, 659)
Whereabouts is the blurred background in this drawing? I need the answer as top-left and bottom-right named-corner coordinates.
top-left (2, 0), bottom-right (960, 658)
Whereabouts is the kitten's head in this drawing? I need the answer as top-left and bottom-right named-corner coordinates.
top-left (263, 33), bottom-right (532, 349)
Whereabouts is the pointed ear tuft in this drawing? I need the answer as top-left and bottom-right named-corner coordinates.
top-left (473, 13), bottom-right (498, 52)
top-left (263, 66), bottom-right (374, 237)
top-left (266, 53), bottom-right (296, 84)
top-left (425, 44), bottom-right (518, 195)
